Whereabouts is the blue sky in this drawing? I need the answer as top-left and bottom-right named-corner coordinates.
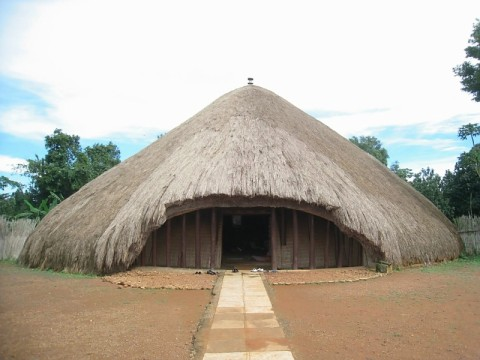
top-left (1, 0), bottom-right (479, 191)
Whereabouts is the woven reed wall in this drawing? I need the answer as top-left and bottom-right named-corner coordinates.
top-left (455, 216), bottom-right (480, 255)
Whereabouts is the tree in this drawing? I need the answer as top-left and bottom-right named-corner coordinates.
top-left (411, 168), bottom-right (452, 218)
top-left (349, 135), bottom-right (389, 166)
top-left (23, 129), bottom-right (83, 203)
top-left (16, 192), bottom-right (63, 220)
top-left (458, 123), bottom-right (480, 147)
top-left (442, 148), bottom-right (480, 217)
top-left (73, 142), bottom-right (121, 190)
top-left (0, 176), bottom-right (21, 193)
top-left (390, 161), bottom-right (413, 181)
top-left (453, 19), bottom-right (480, 102)
top-left (0, 176), bottom-right (28, 218)
top-left (440, 123), bottom-right (480, 218)
top-left (21, 129), bottom-right (121, 206)
top-left (457, 123), bottom-right (480, 177)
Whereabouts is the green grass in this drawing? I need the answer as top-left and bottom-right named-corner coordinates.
top-left (0, 258), bottom-right (18, 266)
top-left (421, 255), bottom-right (480, 273)
top-left (0, 259), bottom-right (97, 279)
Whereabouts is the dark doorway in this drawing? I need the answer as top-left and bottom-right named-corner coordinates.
top-left (222, 214), bottom-right (270, 269)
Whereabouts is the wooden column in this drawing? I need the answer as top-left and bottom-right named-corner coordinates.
top-left (324, 221), bottom-right (330, 268)
top-left (358, 242), bottom-right (364, 265)
top-left (334, 227), bottom-right (339, 267)
top-left (337, 233), bottom-right (344, 268)
top-left (280, 208), bottom-right (286, 245)
top-left (195, 210), bottom-right (201, 268)
top-left (270, 208), bottom-right (278, 271)
top-left (346, 237), bottom-right (352, 266)
top-left (292, 209), bottom-right (298, 270)
top-left (166, 219), bottom-right (171, 267)
top-left (152, 231), bottom-right (157, 267)
top-left (309, 214), bottom-right (315, 269)
top-left (210, 208), bottom-right (217, 269)
top-left (182, 214), bottom-right (187, 268)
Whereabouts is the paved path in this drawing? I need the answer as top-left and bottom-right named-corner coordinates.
top-left (202, 271), bottom-right (294, 360)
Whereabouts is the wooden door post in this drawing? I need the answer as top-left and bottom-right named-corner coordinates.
top-left (195, 210), bottom-right (201, 268)
top-left (270, 208), bottom-right (278, 271)
top-left (166, 219), bottom-right (171, 267)
top-left (182, 214), bottom-right (187, 268)
top-left (210, 208), bottom-right (217, 269)
top-left (292, 209), bottom-right (298, 270)
top-left (309, 214), bottom-right (315, 269)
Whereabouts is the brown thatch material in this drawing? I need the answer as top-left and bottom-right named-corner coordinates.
top-left (19, 85), bottom-right (462, 274)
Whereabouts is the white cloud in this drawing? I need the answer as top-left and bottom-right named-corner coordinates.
top-left (402, 155), bottom-right (460, 176)
top-left (0, 0), bottom-right (479, 193)
top-left (386, 137), bottom-right (465, 152)
top-left (0, 155), bottom-right (27, 173)
top-left (1, 0), bottom-right (480, 142)
top-left (0, 106), bottom-right (59, 140)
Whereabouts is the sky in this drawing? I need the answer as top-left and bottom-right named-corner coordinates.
top-left (0, 0), bottom-right (479, 191)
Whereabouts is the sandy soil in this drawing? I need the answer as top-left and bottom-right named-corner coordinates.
top-left (1, 262), bottom-right (479, 359)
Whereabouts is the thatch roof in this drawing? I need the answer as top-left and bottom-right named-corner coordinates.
top-left (19, 85), bottom-right (462, 274)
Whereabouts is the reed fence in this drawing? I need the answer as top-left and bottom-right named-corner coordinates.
top-left (455, 215), bottom-right (480, 255)
top-left (0, 216), bottom-right (37, 260)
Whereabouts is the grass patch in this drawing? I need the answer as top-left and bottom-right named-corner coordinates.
top-left (0, 258), bottom-right (18, 266)
top-left (40, 268), bottom-right (98, 279)
top-left (421, 255), bottom-right (480, 273)
top-left (0, 260), bottom-right (97, 279)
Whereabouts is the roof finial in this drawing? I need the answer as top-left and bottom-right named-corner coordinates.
top-left (248, 77), bottom-right (254, 85)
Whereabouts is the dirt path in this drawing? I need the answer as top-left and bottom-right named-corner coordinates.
top-left (0, 263), bottom-right (212, 360)
top-left (268, 262), bottom-right (480, 360)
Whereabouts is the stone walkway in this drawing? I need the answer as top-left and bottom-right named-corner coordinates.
top-left (202, 271), bottom-right (294, 360)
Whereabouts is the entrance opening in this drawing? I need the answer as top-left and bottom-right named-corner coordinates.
top-left (222, 214), bottom-right (270, 269)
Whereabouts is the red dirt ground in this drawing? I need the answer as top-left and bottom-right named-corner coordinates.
top-left (0, 263), bottom-right (212, 360)
top-left (1, 261), bottom-right (479, 359)
top-left (267, 262), bottom-right (480, 360)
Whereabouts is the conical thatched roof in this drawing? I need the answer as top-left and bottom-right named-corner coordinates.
top-left (19, 85), bottom-right (461, 274)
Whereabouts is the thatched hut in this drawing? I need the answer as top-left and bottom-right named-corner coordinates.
top-left (19, 85), bottom-right (462, 274)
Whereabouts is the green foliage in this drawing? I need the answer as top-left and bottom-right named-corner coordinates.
top-left (453, 19), bottom-right (480, 102)
top-left (73, 142), bottom-right (121, 190)
top-left (386, 121), bottom-right (480, 219)
top-left (442, 148), bottom-right (480, 217)
top-left (1, 129), bottom-right (121, 219)
top-left (345, 125), bottom-right (480, 219)
top-left (457, 124), bottom-right (480, 177)
top-left (21, 129), bottom-right (121, 206)
top-left (411, 168), bottom-right (452, 218)
top-left (21, 129), bottom-right (83, 202)
top-left (0, 176), bottom-right (29, 219)
top-left (458, 123), bottom-right (480, 147)
top-left (0, 176), bottom-right (21, 191)
top-left (349, 135), bottom-right (389, 166)
top-left (16, 192), bottom-right (63, 220)
top-left (390, 161), bottom-right (413, 181)
top-left (442, 122), bottom-right (480, 217)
